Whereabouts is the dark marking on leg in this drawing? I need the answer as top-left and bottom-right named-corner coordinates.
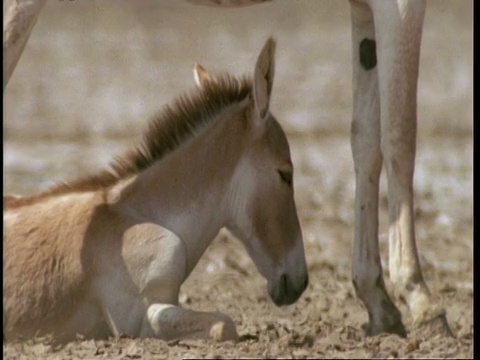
top-left (359, 38), bottom-right (377, 70)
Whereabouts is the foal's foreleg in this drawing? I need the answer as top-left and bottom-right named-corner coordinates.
top-left (141, 304), bottom-right (238, 342)
top-left (349, 1), bottom-right (405, 337)
top-left (372, 0), bottom-right (452, 337)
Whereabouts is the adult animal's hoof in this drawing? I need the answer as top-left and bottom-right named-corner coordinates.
top-left (413, 312), bottom-right (454, 339)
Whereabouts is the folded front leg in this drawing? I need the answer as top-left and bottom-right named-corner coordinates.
top-left (140, 303), bottom-right (238, 342)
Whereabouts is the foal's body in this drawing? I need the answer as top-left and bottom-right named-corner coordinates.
top-left (6, 189), bottom-right (225, 340)
top-left (5, 38), bottom-right (309, 343)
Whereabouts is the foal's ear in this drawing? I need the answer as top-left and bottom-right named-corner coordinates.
top-left (193, 63), bottom-right (213, 88)
top-left (253, 37), bottom-right (276, 119)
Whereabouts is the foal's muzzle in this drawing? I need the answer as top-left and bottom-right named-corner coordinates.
top-left (268, 272), bottom-right (309, 306)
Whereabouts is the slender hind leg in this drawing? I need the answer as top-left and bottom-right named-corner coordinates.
top-left (141, 304), bottom-right (238, 342)
top-left (349, 0), bottom-right (405, 337)
top-left (371, 0), bottom-right (452, 337)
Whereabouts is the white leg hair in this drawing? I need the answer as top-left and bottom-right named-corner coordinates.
top-left (141, 304), bottom-right (238, 342)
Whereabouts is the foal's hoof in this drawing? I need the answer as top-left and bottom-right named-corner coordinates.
top-left (209, 315), bottom-right (238, 342)
top-left (362, 319), bottom-right (407, 338)
top-left (413, 313), bottom-right (454, 339)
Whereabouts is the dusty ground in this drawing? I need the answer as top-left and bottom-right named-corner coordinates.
top-left (4, 0), bottom-right (472, 359)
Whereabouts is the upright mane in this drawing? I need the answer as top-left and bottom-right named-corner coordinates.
top-left (6, 73), bottom-right (252, 209)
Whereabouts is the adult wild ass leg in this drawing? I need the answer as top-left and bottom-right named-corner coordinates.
top-left (349, 0), bottom-right (451, 337)
top-left (3, 0), bottom-right (48, 89)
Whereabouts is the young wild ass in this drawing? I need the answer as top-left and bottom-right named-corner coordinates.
top-left (3, 0), bottom-right (452, 338)
top-left (4, 38), bottom-right (309, 343)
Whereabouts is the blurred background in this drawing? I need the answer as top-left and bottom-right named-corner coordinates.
top-left (3, 1), bottom-right (473, 349)
top-left (4, 0), bottom-right (472, 232)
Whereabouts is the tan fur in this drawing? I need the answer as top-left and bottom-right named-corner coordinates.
top-left (5, 192), bottom-right (103, 339)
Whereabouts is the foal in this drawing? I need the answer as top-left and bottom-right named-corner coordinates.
top-left (4, 37), bottom-right (308, 343)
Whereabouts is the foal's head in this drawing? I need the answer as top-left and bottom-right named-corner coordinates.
top-left (196, 38), bottom-right (308, 306)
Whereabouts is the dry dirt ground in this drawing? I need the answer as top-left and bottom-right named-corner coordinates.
top-left (3, 137), bottom-right (473, 359)
top-left (4, 1), bottom-right (472, 359)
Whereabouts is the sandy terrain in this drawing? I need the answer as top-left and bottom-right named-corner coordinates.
top-left (4, 1), bottom-right (472, 358)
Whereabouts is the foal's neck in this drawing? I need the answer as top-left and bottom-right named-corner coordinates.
top-left (111, 103), bottom-right (248, 274)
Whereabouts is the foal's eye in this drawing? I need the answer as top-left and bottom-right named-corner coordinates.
top-left (278, 169), bottom-right (293, 186)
